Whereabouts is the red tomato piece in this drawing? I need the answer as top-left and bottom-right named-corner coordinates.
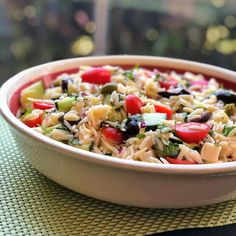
top-left (101, 127), bottom-right (125, 144)
top-left (33, 102), bottom-right (54, 110)
top-left (124, 95), bottom-right (143, 115)
top-left (175, 122), bottom-right (210, 144)
top-left (154, 104), bottom-right (172, 120)
top-left (159, 76), bottom-right (178, 89)
top-left (165, 157), bottom-right (196, 164)
top-left (81, 67), bottom-right (111, 84)
top-left (23, 112), bottom-right (44, 128)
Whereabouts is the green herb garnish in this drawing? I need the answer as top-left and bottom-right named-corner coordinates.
top-left (124, 70), bottom-right (134, 81)
top-left (162, 142), bottom-right (180, 157)
top-left (222, 125), bottom-right (236, 136)
top-left (136, 133), bottom-right (145, 139)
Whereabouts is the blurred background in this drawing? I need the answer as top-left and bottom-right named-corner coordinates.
top-left (0, 0), bottom-right (236, 84)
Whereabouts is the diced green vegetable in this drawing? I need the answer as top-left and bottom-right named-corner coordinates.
top-left (101, 83), bottom-right (118, 94)
top-left (20, 81), bottom-right (44, 107)
top-left (55, 97), bottom-right (76, 111)
top-left (143, 113), bottom-right (166, 127)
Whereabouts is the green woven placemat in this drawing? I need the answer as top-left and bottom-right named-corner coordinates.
top-left (0, 116), bottom-right (236, 236)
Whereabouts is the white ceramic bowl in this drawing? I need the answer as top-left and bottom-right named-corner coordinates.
top-left (1, 55), bottom-right (236, 208)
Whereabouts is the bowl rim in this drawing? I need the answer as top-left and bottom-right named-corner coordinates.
top-left (1, 55), bottom-right (236, 175)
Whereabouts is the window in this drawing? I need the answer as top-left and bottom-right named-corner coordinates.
top-left (0, 0), bottom-right (235, 84)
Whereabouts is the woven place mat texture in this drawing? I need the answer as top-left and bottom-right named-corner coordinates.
top-left (0, 116), bottom-right (236, 236)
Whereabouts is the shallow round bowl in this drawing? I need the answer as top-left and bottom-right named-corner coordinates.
top-left (1, 55), bottom-right (236, 208)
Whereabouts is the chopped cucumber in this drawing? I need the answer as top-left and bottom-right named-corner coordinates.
top-left (20, 81), bottom-right (44, 108)
top-left (56, 97), bottom-right (76, 111)
top-left (143, 113), bottom-right (166, 131)
top-left (143, 113), bottom-right (166, 126)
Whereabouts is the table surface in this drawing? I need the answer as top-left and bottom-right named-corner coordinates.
top-left (1, 116), bottom-right (236, 235)
top-left (155, 224), bottom-right (236, 236)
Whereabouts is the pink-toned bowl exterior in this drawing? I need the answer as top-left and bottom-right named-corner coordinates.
top-left (1, 55), bottom-right (236, 208)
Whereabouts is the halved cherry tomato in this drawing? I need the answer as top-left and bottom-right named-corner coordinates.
top-left (33, 102), bottom-right (54, 110)
top-left (175, 122), bottom-right (210, 144)
top-left (124, 95), bottom-right (143, 115)
top-left (81, 67), bottom-right (111, 84)
top-left (154, 104), bottom-right (172, 120)
top-left (165, 157), bottom-right (196, 164)
top-left (159, 76), bottom-right (178, 89)
top-left (101, 127), bottom-right (125, 144)
top-left (23, 112), bottom-right (44, 128)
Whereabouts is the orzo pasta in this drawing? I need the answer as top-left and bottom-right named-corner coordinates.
top-left (18, 65), bottom-right (236, 164)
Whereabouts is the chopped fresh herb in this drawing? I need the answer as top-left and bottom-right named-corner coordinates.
top-left (162, 142), bottom-right (180, 157)
top-left (136, 133), bottom-right (145, 139)
top-left (124, 70), bottom-right (134, 80)
top-left (154, 142), bottom-right (180, 157)
top-left (222, 125), bottom-right (236, 136)
top-left (123, 66), bottom-right (139, 81)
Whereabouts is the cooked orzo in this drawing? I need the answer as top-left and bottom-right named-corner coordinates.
top-left (18, 65), bottom-right (236, 164)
